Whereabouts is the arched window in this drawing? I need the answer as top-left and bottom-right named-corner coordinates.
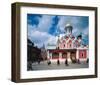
top-left (62, 53), bottom-right (67, 58)
top-left (82, 53), bottom-right (83, 57)
top-left (68, 40), bottom-right (72, 48)
top-left (79, 50), bottom-right (87, 58)
top-left (81, 52), bottom-right (84, 58)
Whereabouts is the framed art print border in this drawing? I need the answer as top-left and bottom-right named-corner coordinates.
top-left (11, 2), bottom-right (98, 83)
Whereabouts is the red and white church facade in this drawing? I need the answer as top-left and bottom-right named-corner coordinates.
top-left (47, 23), bottom-right (88, 63)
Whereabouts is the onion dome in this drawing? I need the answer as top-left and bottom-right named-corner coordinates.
top-left (65, 23), bottom-right (73, 35)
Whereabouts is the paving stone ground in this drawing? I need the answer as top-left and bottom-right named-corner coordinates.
top-left (28, 61), bottom-right (88, 71)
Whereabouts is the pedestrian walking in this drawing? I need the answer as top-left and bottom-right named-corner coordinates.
top-left (47, 59), bottom-right (51, 65)
top-left (57, 59), bottom-right (60, 65)
top-left (65, 59), bottom-right (69, 66)
top-left (86, 58), bottom-right (89, 63)
top-left (28, 61), bottom-right (32, 70)
top-left (77, 59), bottom-right (80, 64)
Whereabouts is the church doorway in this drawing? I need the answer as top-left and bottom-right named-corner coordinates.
top-left (70, 51), bottom-right (76, 63)
top-left (52, 52), bottom-right (59, 59)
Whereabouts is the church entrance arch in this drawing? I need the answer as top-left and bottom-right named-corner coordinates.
top-left (70, 51), bottom-right (76, 63)
top-left (52, 52), bottom-right (59, 59)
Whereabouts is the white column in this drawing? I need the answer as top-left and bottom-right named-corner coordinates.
top-left (76, 49), bottom-right (79, 60)
top-left (47, 50), bottom-right (50, 59)
top-left (59, 52), bottom-right (62, 59)
top-left (50, 53), bottom-right (52, 59)
top-left (87, 49), bottom-right (89, 59)
top-left (67, 52), bottom-right (71, 62)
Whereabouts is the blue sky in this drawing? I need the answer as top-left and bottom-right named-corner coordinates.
top-left (27, 14), bottom-right (89, 48)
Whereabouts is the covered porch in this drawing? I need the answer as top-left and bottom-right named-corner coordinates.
top-left (47, 49), bottom-right (77, 62)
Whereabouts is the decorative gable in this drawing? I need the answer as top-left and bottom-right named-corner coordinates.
top-left (74, 40), bottom-right (80, 47)
top-left (67, 39), bottom-right (72, 48)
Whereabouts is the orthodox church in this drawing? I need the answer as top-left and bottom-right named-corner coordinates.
top-left (47, 23), bottom-right (88, 63)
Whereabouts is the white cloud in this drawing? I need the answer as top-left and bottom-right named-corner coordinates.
top-left (27, 24), bottom-right (36, 36)
top-left (72, 28), bottom-right (79, 35)
top-left (37, 15), bottom-right (55, 32)
top-left (28, 25), bottom-right (57, 48)
top-left (28, 15), bottom-right (55, 35)
top-left (28, 15), bottom-right (57, 48)
top-left (82, 27), bottom-right (88, 35)
top-left (57, 16), bottom-right (68, 32)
